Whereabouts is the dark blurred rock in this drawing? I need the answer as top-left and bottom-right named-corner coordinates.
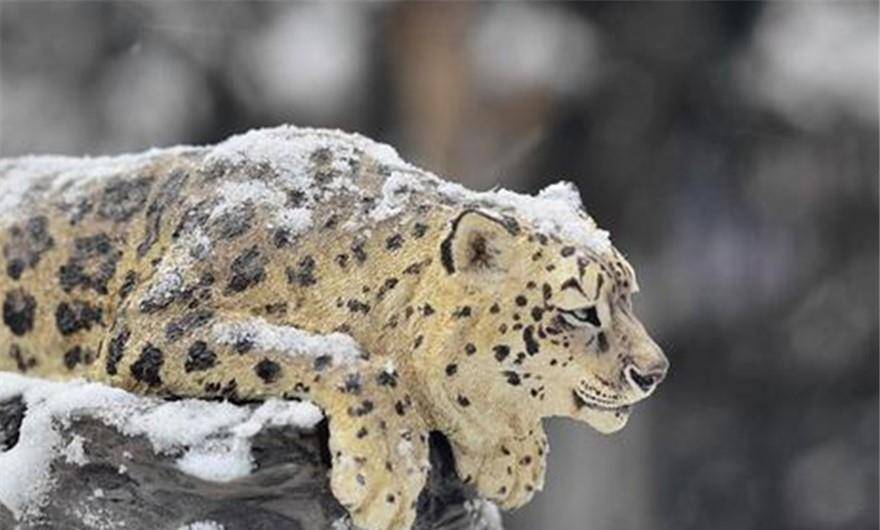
top-left (0, 396), bottom-right (25, 452)
top-left (0, 396), bottom-right (499, 530)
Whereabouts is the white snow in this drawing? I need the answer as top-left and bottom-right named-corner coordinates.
top-left (61, 434), bottom-right (88, 466)
top-left (474, 181), bottom-right (611, 253)
top-left (369, 171), bottom-right (428, 222)
top-left (0, 147), bottom-right (190, 220)
top-left (178, 521), bottom-right (225, 530)
top-left (273, 206), bottom-right (313, 235)
top-left (212, 317), bottom-right (365, 366)
top-left (231, 398), bottom-right (325, 438)
top-left (200, 125), bottom-right (409, 243)
top-left (0, 373), bottom-right (323, 522)
top-left (205, 165), bottom-right (316, 243)
top-left (1, 124), bottom-right (613, 259)
top-left (75, 504), bottom-right (125, 530)
top-left (331, 517), bottom-right (353, 530)
top-left (206, 125), bottom-right (405, 174)
top-left (214, 179), bottom-right (285, 214)
top-left (139, 267), bottom-right (184, 307)
top-left (470, 500), bottom-right (504, 530)
top-left (371, 168), bottom-right (611, 254)
top-left (141, 227), bottom-right (212, 306)
top-left (207, 126), bottom-right (612, 254)
top-left (382, 359), bottom-right (396, 376)
top-left (175, 438), bottom-right (254, 483)
top-left (123, 399), bottom-right (251, 450)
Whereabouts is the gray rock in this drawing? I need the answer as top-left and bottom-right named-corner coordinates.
top-left (0, 396), bottom-right (500, 530)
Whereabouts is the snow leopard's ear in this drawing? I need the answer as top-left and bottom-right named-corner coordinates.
top-left (440, 210), bottom-right (518, 275)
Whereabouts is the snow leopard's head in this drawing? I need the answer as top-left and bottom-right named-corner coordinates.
top-left (434, 208), bottom-right (668, 433)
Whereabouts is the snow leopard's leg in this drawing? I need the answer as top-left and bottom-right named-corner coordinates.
top-left (322, 366), bottom-right (431, 530)
top-left (449, 425), bottom-right (548, 510)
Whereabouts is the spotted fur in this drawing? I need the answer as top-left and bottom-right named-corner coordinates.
top-left (0, 127), bottom-right (668, 530)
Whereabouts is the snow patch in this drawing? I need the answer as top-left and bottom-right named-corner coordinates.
top-left (206, 127), bottom-right (611, 253)
top-left (212, 317), bottom-right (364, 366)
top-left (175, 438), bottom-right (254, 483)
top-left (0, 147), bottom-right (188, 221)
top-left (206, 125), bottom-right (404, 175)
top-left (202, 125), bottom-right (409, 240)
top-left (61, 434), bottom-right (88, 466)
top-left (370, 166), bottom-right (611, 254)
top-left (139, 267), bottom-right (184, 308)
top-left (481, 502), bottom-right (503, 530)
top-left (331, 517), bottom-right (354, 530)
top-left (369, 171), bottom-right (429, 222)
top-left (208, 176), bottom-right (315, 240)
top-left (383, 359), bottom-right (397, 376)
top-left (1, 124), bottom-right (613, 258)
top-left (438, 180), bottom-right (610, 253)
top-left (178, 521), bottom-right (225, 530)
top-left (231, 398), bottom-right (324, 439)
top-left (74, 503), bottom-right (124, 530)
top-left (0, 373), bottom-right (323, 521)
top-left (273, 207), bottom-right (313, 235)
top-left (215, 179), bottom-right (285, 214)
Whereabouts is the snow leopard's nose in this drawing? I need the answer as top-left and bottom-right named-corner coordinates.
top-left (625, 364), bottom-right (666, 395)
top-left (619, 315), bottom-right (668, 397)
top-left (624, 341), bottom-right (668, 396)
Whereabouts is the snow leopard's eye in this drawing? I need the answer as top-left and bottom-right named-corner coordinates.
top-left (559, 306), bottom-right (601, 328)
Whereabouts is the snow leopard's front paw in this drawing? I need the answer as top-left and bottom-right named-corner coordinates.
top-left (453, 431), bottom-right (548, 510)
top-left (327, 394), bottom-right (430, 530)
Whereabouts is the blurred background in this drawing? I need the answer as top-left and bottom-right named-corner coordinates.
top-left (1, 2), bottom-right (877, 529)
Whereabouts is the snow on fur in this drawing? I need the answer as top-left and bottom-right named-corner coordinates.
top-left (1, 124), bottom-right (612, 256)
top-left (217, 126), bottom-right (612, 254)
top-left (212, 317), bottom-right (365, 365)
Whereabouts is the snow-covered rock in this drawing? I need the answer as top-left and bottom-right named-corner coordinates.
top-left (0, 374), bottom-right (500, 530)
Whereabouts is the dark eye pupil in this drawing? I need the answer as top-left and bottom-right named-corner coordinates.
top-left (576, 307), bottom-right (601, 327)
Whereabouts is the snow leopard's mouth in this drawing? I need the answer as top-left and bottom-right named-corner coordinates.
top-left (572, 390), bottom-right (631, 415)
